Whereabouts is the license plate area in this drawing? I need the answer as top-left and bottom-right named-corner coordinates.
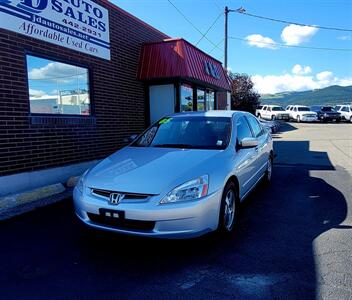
top-left (99, 208), bottom-right (125, 220)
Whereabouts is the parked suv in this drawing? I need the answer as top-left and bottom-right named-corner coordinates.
top-left (255, 105), bottom-right (263, 117)
top-left (310, 106), bottom-right (341, 122)
top-left (257, 105), bottom-right (290, 121)
top-left (287, 105), bottom-right (317, 122)
top-left (335, 105), bottom-right (352, 122)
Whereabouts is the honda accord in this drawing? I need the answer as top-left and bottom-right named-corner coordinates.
top-left (73, 111), bottom-right (273, 238)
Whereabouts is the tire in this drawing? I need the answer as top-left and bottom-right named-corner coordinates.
top-left (271, 115), bottom-right (276, 121)
top-left (297, 115), bottom-right (301, 123)
top-left (263, 155), bottom-right (273, 184)
top-left (350, 116), bottom-right (352, 123)
top-left (336, 118), bottom-right (341, 123)
top-left (218, 181), bottom-right (239, 234)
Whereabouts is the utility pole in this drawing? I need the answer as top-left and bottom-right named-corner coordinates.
top-left (224, 6), bottom-right (246, 71)
top-left (224, 6), bottom-right (229, 70)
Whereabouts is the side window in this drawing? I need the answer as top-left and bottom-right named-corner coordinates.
top-left (342, 106), bottom-right (349, 112)
top-left (294, 107), bottom-right (297, 112)
top-left (262, 106), bottom-right (267, 111)
top-left (268, 107), bottom-right (272, 111)
top-left (246, 115), bottom-right (263, 138)
top-left (236, 116), bottom-right (253, 143)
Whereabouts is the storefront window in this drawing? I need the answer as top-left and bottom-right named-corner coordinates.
top-left (180, 84), bottom-right (193, 112)
top-left (26, 55), bottom-right (90, 115)
top-left (197, 89), bottom-right (205, 111)
top-left (206, 90), bottom-right (215, 111)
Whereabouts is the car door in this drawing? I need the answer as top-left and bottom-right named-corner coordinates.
top-left (262, 106), bottom-right (269, 119)
top-left (246, 114), bottom-right (269, 181)
top-left (341, 106), bottom-right (350, 120)
top-left (234, 115), bottom-right (259, 199)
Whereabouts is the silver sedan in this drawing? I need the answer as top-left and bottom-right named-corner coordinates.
top-left (73, 111), bottom-right (273, 238)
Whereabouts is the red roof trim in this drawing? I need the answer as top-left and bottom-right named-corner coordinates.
top-left (142, 38), bottom-right (223, 65)
top-left (138, 39), bottom-right (230, 91)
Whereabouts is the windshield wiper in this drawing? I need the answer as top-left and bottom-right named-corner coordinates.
top-left (152, 144), bottom-right (195, 149)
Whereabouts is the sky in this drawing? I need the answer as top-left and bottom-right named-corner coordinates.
top-left (27, 56), bottom-right (89, 99)
top-left (113, 0), bottom-right (352, 94)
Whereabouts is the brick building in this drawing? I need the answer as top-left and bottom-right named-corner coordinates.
top-left (0, 0), bottom-right (230, 196)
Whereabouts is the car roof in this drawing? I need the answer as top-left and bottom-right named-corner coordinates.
top-left (168, 110), bottom-right (242, 118)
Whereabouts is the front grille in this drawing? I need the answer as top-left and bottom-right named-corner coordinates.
top-left (87, 213), bottom-right (155, 231)
top-left (91, 188), bottom-right (151, 200)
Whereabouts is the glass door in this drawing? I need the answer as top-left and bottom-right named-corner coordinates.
top-left (197, 89), bottom-right (205, 111)
top-left (180, 84), bottom-right (194, 112)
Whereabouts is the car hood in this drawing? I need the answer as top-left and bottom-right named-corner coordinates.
top-left (321, 111), bottom-right (340, 115)
top-left (85, 146), bottom-right (223, 195)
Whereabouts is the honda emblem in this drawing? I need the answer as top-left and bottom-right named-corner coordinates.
top-left (109, 193), bottom-right (125, 205)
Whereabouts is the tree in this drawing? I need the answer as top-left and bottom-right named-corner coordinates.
top-left (228, 72), bottom-right (260, 114)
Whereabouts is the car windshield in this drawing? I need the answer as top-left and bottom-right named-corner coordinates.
top-left (272, 106), bottom-right (285, 111)
top-left (298, 107), bottom-right (310, 111)
top-left (132, 116), bottom-right (231, 150)
top-left (321, 107), bottom-right (334, 112)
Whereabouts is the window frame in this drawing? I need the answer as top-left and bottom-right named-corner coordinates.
top-left (245, 115), bottom-right (264, 138)
top-left (235, 115), bottom-right (254, 145)
top-left (25, 51), bottom-right (94, 118)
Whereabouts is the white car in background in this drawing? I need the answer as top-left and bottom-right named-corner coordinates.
top-left (257, 105), bottom-right (290, 121)
top-left (287, 105), bottom-right (318, 122)
top-left (335, 105), bottom-right (352, 122)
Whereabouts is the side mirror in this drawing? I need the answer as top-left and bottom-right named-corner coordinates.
top-left (123, 134), bottom-right (138, 143)
top-left (240, 137), bottom-right (259, 149)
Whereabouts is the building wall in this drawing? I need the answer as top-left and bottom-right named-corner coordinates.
top-left (0, 1), bottom-right (168, 178)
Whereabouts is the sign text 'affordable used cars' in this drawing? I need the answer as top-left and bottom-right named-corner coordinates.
top-left (0, 0), bottom-right (110, 60)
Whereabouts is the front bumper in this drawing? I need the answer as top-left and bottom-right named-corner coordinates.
top-left (275, 114), bottom-right (290, 120)
top-left (300, 116), bottom-right (318, 122)
top-left (73, 187), bottom-right (222, 238)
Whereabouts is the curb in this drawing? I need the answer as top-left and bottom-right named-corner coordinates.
top-left (0, 187), bottom-right (73, 221)
top-left (0, 174), bottom-right (81, 221)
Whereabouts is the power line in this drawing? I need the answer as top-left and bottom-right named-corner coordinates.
top-left (235, 10), bottom-right (352, 32)
top-left (196, 12), bottom-right (223, 46)
top-left (229, 36), bottom-right (352, 51)
top-left (28, 72), bottom-right (88, 80)
top-left (209, 38), bottom-right (224, 54)
top-left (167, 0), bottom-right (223, 52)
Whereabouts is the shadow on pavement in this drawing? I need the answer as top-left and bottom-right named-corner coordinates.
top-left (0, 141), bottom-right (348, 300)
top-left (276, 122), bottom-right (298, 133)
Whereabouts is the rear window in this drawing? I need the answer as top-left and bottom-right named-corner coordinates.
top-left (272, 106), bottom-right (285, 111)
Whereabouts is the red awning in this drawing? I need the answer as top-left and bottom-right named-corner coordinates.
top-left (138, 38), bottom-right (230, 91)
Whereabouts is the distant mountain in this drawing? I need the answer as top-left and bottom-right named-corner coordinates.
top-left (260, 85), bottom-right (352, 106)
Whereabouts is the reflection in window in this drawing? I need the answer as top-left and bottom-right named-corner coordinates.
top-left (206, 90), bottom-right (215, 111)
top-left (180, 84), bottom-right (193, 112)
top-left (26, 55), bottom-right (90, 115)
top-left (197, 89), bottom-right (205, 111)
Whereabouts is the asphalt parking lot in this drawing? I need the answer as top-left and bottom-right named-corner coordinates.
top-left (0, 122), bottom-right (351, 300)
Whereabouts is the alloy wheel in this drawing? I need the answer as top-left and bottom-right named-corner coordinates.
top-left (267, 158), bottom-right (273, 181)
top-left (224, 190), bottom-right (236, 231)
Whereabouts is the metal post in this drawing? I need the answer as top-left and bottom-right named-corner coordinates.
top-left (224, 6), bottom-right (229, 70)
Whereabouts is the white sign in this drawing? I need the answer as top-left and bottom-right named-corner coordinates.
top-left (0, 0), bottom-right (110, 60)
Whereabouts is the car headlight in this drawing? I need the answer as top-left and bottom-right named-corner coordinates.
top-left (160, 175), bottom-right (209, 204)
top-left (76, 170), bottom-right (88, 193)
